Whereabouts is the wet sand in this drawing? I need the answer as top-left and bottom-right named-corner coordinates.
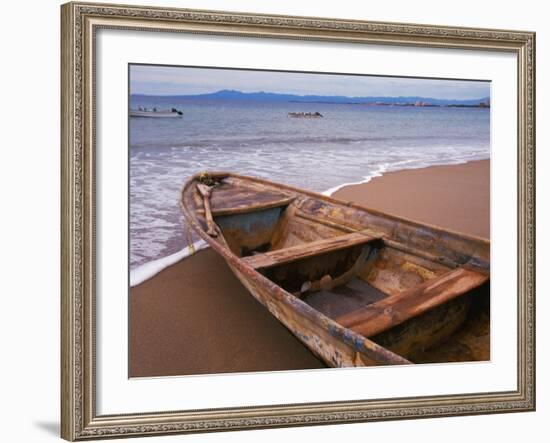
top-left (130, 159), bottom-right (490, 377)
top-left (333, 160), bottom-right (490, 239)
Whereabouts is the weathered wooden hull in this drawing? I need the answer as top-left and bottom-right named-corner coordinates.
top-left (228, 262), bottom-right (409, 366)
top-left (181, 172), bottom-right (490, 367)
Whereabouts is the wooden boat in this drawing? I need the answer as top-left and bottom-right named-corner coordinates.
top-left (130, 108), bottom-right (183, 118)
top-left (180, 172), bottom-right (490, 367)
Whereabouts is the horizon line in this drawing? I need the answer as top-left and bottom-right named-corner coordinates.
top-left (130, 89), bottom-right (490, 101)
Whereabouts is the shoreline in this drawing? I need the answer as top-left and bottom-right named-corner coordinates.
top-left (321, 157), bottom-right (488, 197)
top-left (130, 239), bottom-right (208, 287)
top-left (130, 158), bottom-right (489, 286)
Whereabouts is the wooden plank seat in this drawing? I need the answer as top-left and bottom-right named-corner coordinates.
top-left (242, 231), bottom-right (382, 270)
top-left (208, 182), bottom-right (295, 216)
top-left (336, 267), bottom-right (489, 338)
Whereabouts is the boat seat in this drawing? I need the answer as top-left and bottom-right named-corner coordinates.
top-left (242, 231), bottom-right (382, 270)
top-left (335, 267), bottom-right (489, 338)
top-left (209, 182), bottom-right (295, 216)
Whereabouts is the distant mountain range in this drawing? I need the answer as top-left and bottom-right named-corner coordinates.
top-left (131, 89), bottom-right (490, 107)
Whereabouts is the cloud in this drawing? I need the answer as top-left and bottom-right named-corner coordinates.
top-left (130, 64), bottom-right (490, 99)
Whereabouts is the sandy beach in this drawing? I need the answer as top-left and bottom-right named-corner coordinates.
top-left (130, 248), bottom-right (325, 377)
top-left (130, 159), bottom-right (490, 377)
top-left (333, 160), bottom-right (489, 239)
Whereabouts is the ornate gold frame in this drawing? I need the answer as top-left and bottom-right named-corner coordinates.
top-left (61, 2), bottom-right (536, 440)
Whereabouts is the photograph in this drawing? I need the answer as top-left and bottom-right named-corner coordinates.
top-left (56, 1), bottom-right (537, 440)
top-left (129, 64), bottom-right (491, 378)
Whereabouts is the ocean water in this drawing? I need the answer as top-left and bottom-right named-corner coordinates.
top-left (130, 98), bottom-right (490, 269)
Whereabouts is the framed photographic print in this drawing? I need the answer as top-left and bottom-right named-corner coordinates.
top-left (61, 1), bottom-right (536, 440)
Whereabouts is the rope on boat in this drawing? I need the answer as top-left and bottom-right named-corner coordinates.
top-left (186, 224), bottom-right (196, 255)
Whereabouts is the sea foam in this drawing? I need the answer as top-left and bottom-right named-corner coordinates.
top-left (130, 240), bottom-right (209, 287)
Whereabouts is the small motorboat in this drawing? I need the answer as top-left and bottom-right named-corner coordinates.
top-left (180, 172), bottom-right (490, 367)
top-left (288, 112), bottom-right (323, 118)
top-left (130, 107), bottom-right (183, 118)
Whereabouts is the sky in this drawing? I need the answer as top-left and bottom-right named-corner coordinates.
top-left (130, 64), bottom-right (490, 99)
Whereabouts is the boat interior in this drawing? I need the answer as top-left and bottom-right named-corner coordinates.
top-left (186, 174), bottom-right (490, 364)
